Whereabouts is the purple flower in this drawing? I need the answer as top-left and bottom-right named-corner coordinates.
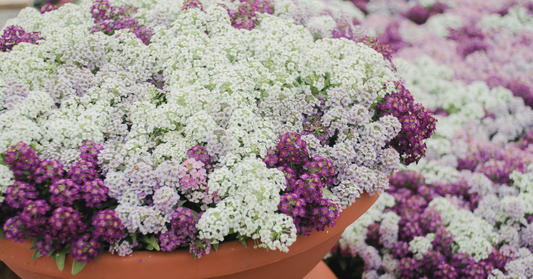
top-left (398, 257), bottom-right (421, 278)
top-left (81, 179), bottom-right (109, 208)
top-left (67, 160), bottom-right (98, 185)
top-left (35, 234), bottom-right (60, 257)
top-left (376, 82), bottom-right (437, 165)
top-left (182, 0), bottom-right (203, 11)
top-left (406, 5), bottom-right (430, 25)
top-left (49, 179), bottom-right (81, 206)
top-left (160, 206), bottom-right (200, 252)
top-left (92, 209), bottom-right (125, 243)
top-left (0, 25), bottom-right (44, 52)
top-left (433, 263), bottom-right (458, 279)
top-left (20, 200), bottom-right (51, 225)
top-left (41, 3), bottom-right (58, 14)
top-left (187, 145), bottom-right (211, 168)
top-left (376, 22), bottom-right (409, 53)
top-left (34, 160), bottom-right (64, 184)
top-left (222, 0), bottom-right (274, 30)
top-left (4, 181), bottom-right (39, 209)
top-left (89, 0), bottom-right (153, 45)
top-left (447, 26), bottom-right (488, 58)
top-left (70, 233), bottom-right (101, 263)
top-left (49, 206), bottom-right (87, 243)
top-left (79, 141), bottom-right (104, 166)
top-left (4, 142), bottom-right (40, 180)
top-left (3, 216), bottom-right (25, 242)
top-left (429, 2), bottom-right (448, 14)
top-left (392, 241), bottom-right (410, 258)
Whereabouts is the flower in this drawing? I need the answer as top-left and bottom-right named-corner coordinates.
top-left (0, 25), bottom-right (43, 52)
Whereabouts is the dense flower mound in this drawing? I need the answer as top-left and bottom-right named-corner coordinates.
top-left (326, 0), bottom-right (533, 278)
top-left (353, 0), bottom-right (533, 107)
top-left (0, 0), bottom-right (435, 273)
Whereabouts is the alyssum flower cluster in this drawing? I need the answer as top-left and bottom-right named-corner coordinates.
top-left (326, 0), bottom-right (533, 278)
top-left (0, 0), bottom-right (435, 273)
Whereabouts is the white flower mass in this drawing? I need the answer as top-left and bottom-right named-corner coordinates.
top-left (0, 0), bottom-right (404, 252)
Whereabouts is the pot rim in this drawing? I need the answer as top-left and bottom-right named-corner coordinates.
top-left (0, 192), bottom-right (379, 279)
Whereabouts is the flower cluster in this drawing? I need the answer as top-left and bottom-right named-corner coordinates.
top-left (89, 0), bottom-right (153, 45)
top-left (326, 0), bottom-right (533, 277)
top-left (223, 0), bottom-right (274, 30)
top-left (265, 132), bottom-right (340, 235)
top-left (1, 142), bottom-right (124, 264)
top-left (0, 25), bottom-right (43, 52)
top-left (36, 0), bottom-right (73, 14)
top-left (0, 0), bottom-right (435, 270)
top-left (159, 206), bottom-right (202, 253)
top-left (376, 81), bottom-right (437, 165)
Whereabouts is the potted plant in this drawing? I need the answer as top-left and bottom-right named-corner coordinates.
top-left (0, 0), bottom-right (436, 277)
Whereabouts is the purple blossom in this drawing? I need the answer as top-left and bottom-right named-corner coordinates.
top-left (4, 142), bottom-right (41, 180)
top-left (433, 263), bottom-right (457, 279)
top-left (70, 233), bottom-right (101, 263)
top-left (35, 234), bottom-right (60, 257)
top-left (4, 181), bottom-right (39, 209)
top-left (186, 145), bottom-right (211, 168)
top-left (429, 2), bottom-right (448, 14)
top-left (332, 22), bottom-right (357, 41)
top-left (398, 257), bottom-right (420, 277)
top-left (41, 3), bottom-right (58, 14)
top-left (406, 5), bottom-right (430, 25)
top-left (376, 22), bottom-right (409, 53)
top-left (182, 0), bottom-right (203, 11)
top-left (3, 216), bottom-right (25, 242)
top-left (391, 241), bottom-right (410, 258)
top-left (81, 179), bottom-right (109, 208)
top-left (376, 82), bottom-right (437, 165)
top-left (92, 209), bottom-right (125, 243)
top-left (447, 26), bottom-right (488, 58)
top-left (79, 141), bottom-right (104, 166)
top-left (0, 25), bottom-right (44, 52)
top-left (49, 206), bottom-right (87, 243)
top-left (160, 206), bottom-right (200, 252)
top-left (266, 133), bottom-right (340, 235)
top-left (34, 160), bottom-right (64, 184)
top-left (223, 0), bottom-right (274, 30)
top-left (89, 0), bottom-right (153, 45)
top-left (49, 179), bottom-right (81, 206)
top-left (67, 160), bottom-right (98, 185)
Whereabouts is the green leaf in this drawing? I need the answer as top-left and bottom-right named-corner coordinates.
top-left (146, 244), bottom-right (154, 251)
top-left (30, 238), bottom-right (37, 250)
top-left (141, 235), bottom-right (150, 244)
top-left (56, 253), bottom-right (66, 271)
top-left (239, 238), bottom-right (247, 248)
top-left (71, 260), bottom-right (86, 275)
top-left (32, 249), bottom-right (43, 260)
top-left (94, 257), bottom-right (99, 262)
top-left (46, 249), bottom-right (55, 257)
top-left (149, 235), bottom-right (160, 251)
top-left (131, 234), bottom-right (137, 244)
top-left (0, 229), bottom-right (4, 240)
top-left (322, 188), bottom-right (333, 198)
top-left (339, 260), bottom-right (347, 271)
top-left (212, 243), bottom-right (219, 252)
top-left (60, 245), bottom-right (72, 254)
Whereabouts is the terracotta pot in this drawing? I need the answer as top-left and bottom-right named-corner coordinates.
top-left (0, 192), bottom-right (378, 279)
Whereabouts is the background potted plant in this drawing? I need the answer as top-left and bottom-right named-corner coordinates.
top-left (0, 0), bottom-right (435, 277)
